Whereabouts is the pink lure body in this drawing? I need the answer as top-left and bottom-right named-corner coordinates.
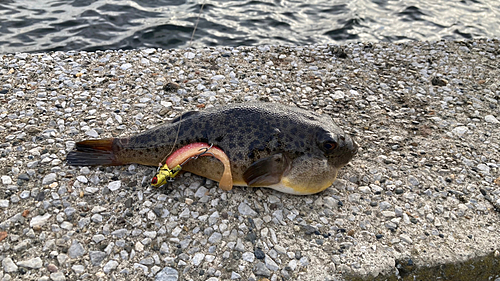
top-left (165, 142), bottom-right (233, 191)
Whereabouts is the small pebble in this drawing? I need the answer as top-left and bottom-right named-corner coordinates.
top-left (255, 248), bottom-right (265, 260)
top-left (208, 232), bottom-right (222, 244)
top-left (17, 257), bottom-right (43, 269)
top-left (2, 257), bottom-right (18, 272)
top-left (485, 115), bottom-right (499, 124)
top-left (50, 272), bottom-right (66, 281)
top-left (30, 213), bottom-right (51, 228)
top-left (155, 266), bottom-right (178, 281)
top-left (238, 202), bottom-right (258, 217)
top-left (108, 181), bottom-right (121, 191)
top-left (1, 175), bottom-right (12, 185)
top-left (68, 240), bottom-right (86, 259)
top-left (253, 262), bottom-right (271, 277)
top-left (265, 255), bottom-right (279, 271)
top-left (42, 173), bottom-right (57, 185)
top-left (103, 260), bottom-right (119, 273)
top-left (47, 263), bottom-right (58, 272)
top-left (0, 200), bottom-right (9, 208)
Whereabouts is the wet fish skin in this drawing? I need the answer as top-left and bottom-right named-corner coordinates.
top-left (67, 102), bottom-right (358, 194)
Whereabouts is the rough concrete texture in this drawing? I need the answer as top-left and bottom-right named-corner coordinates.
top-left (0, 39), bottom-right (499, 280)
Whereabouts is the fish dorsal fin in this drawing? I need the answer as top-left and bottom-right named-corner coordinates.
top-left (171, 111), bottom-right (199, 123)
top-left (243, 153), bottom-right (291, 187)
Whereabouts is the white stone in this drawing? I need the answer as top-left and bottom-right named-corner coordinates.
top-left (195, 186), bottom-right (209, 198)
top-left (238, 202), bottom-right (257, 217)
top-left (205, 255), bottom-right (215, 263)
top-left (331, 91), bottom-right (345, 100)
top-left (103, 260), bottom-right (119, 273)
top-left (155, 267), bottom-right (178, 281)
top-left (171, 227), bottom-right (182, 237)
top-left (400, 234), bottom-right (413, 244)
top-left (477, 164), bottom-right (490, 174)
top-left (1, 175), bottom-right (12, 185)
top-left (30, 213), bottom-right (51, 228)
top-left (42, 173), bottom-right (57, 185)
top-left (451, 126), bottom-right (468, 137)
top-left (135, 241), bottom-right (144, 252)
top-left (161, 101), bottom-right (172, 108)
top-left (0, 199), bottom-right (9, 208)
top-left (392, 135), bottom-right (403, 142)
top-left (120, 63), bottom-right (132, 70)
top-left (2, 257), bottom-right (18, 272)
top-left (358, 186), bottom-right (371, 193)
top-left (288, 259), bottom-right (297, 271)
top-left (50, 272), bottom-right (66, 281)
top-left (185, 52), bottom-right (195, 59)
top-left (17, 257), bottom-right (43, 269)
top-left (114, 113), bottom-right (123, 124)
top-left (76, 176), bottom-right (88, 183)
top-left (242, 252), bottom-right (255, 262)
top-left (192, 253), bottom-right (205, 266)
top-left (212, 75), bottom-right (225, 81)
top-left (85, 129), bottom-right (99, 138)
top-left (485, 115), bottom-right (499, 124)
top-left (381, 211), bottom-right (396, 218)
top-left (92, 206), bottom-right (106, 213)
top-left (72, 265), bottom-right (85, 274)
top-left (265, 255), bottom-right (279, 271)
top-left (108, 181), bottom-right (121, 191)
top-left (61, 221), bottom-right (73, 230)
top-left (85, 187), bottom-right (99, 193)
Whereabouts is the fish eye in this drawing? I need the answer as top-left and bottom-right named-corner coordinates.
top-left (323, 141), bottom-right (337, 151)
top-left (151, 177), bottom-right (158, 184)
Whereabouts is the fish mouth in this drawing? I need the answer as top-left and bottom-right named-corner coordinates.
top-left (344, 135), bottom-right (358, 162)
top-left (331, 134), bottom-right (358, 167)
top-left (350, 138), bottom-right (359, 156)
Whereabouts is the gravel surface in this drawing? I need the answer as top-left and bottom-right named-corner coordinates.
top-left (1, 40), bottom-right (500, 280)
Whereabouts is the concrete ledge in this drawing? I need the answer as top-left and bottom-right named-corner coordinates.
top-left (0, 39), bottom-right (499, 280)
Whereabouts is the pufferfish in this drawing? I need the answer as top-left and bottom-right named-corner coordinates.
top-left (66, 102), bottom-right (358, 195)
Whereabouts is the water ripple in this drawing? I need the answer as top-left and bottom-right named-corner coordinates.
top-left (0, 0), bottom-right (499, 54)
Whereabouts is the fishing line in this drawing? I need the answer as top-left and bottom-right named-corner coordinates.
top-left (159, 113), bottom-right (183, 167)
top-left (159, 0), bottom-right (205, 166)
top-left (189, 0), bottom-right (206, 48)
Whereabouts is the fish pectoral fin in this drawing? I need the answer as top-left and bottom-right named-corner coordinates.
top-left (243, 153), bottom-right (291, 187)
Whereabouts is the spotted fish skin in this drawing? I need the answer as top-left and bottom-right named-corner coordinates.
top-left (67, 102), bottom-right (358, 194)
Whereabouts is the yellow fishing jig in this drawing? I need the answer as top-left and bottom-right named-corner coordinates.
top-left (151, 164), bottom-right (182, 187)
top-left (151, 144), bottom-right (214, 187)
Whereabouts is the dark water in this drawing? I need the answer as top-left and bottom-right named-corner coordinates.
top-left (0, 0), bottom-right (499, 54)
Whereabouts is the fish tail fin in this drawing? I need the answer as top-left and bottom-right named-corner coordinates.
top-left (66, 138), bottom-right (125, 166)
